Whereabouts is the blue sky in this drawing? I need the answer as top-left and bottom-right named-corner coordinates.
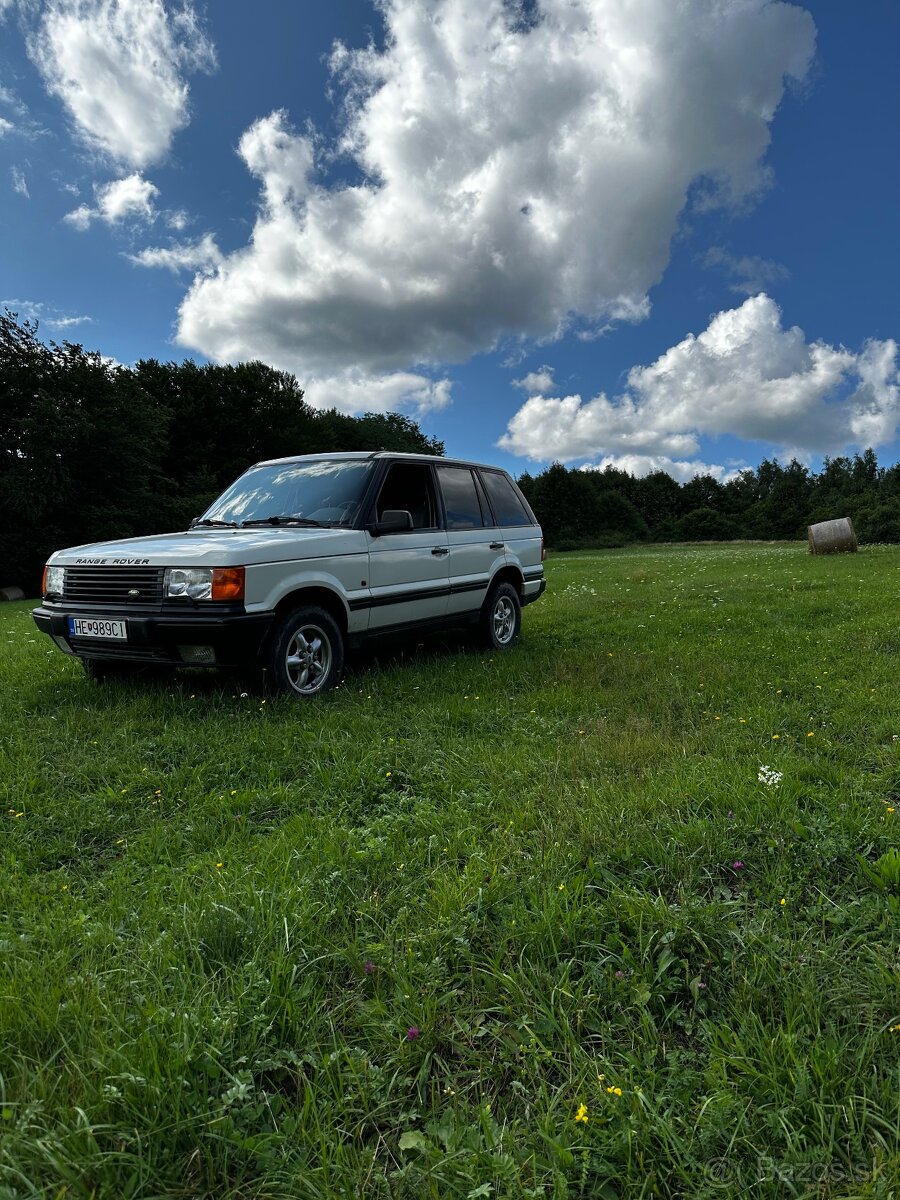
top-left (1, 0), bottom-right (897, 482)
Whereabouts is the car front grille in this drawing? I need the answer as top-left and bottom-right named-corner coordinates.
top-left (62, 566), bottom-right (165, 605)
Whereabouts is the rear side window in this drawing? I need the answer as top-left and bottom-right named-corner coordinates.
top-left (479, 470), bottom-right (532, 526)
top-left (436, 466), bottom-right (485, 529)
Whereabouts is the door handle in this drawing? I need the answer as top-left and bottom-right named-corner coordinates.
top-left (431, 546), bottom-right (449, 556)
top-left (489, 542), bottom-right (505, 550)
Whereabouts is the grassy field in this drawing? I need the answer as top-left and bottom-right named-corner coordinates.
top-left (2, 543), bottom-right (900, 1199)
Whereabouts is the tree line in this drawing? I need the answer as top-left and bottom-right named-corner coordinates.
top-left (0, 312), bottom-right (442, 590)
top-left (517, 453), bottom-right (900, 550)
top-left (5, 309), bottom-right (898, 590)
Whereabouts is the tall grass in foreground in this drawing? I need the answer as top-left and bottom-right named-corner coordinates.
top-left (1, 543), bottom-right (899, 1198)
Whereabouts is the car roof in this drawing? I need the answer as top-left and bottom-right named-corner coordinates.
top-left (252, 450), bottom-right (509, 472)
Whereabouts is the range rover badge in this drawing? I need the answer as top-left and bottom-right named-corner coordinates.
top-left (128, 589), bottom-right (140, 597)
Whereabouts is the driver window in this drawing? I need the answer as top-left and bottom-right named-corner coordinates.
top-left (375, 463), bottom-right (438, 530)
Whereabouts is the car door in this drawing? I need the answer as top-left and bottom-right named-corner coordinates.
top-left (435, 464), bottom-right (504, 618)
top-left (477, 468), bottom-right (544, 595)
top-left (365, 461), bottom-right (449, 631)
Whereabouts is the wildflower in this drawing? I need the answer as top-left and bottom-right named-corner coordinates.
top-left (780, 897), bottom-right (786, 906)
top-left (406, 1026), bottom-right (420, 1041)
top-left (758, 766), bottom-right (783, 787)
top-left (771, 734), bottom-right (780, 740)
top-left (575, 1103), bottom-right (589, 1123)
top-left (240, 692), bottom-right (249, 698)
top-left (807, 732), bottom-right (815, 738)
top-left (363, 960), bottom-right (376, 975)
top-left (215, 862), bottom-right (224, 869)
top-left (230, 789), bottom-right (237, 796)
top-left (887, 807), bottom-right (895, 815)
top-left (732, 861), bottom-right (745, 871)
top-left (606, 1085), bottom-right (622, 1097)
top-left (558, 882), bottom-right (566, 891)
top-left (889, 1024), bottom-right (900, 1033)
top-left (385, 771), bottom-right (392, 778)
top-left (615, 970), bottom-right (625, 978)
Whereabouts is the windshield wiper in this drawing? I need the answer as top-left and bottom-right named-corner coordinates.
top-left (240, 515), bottom-right (324, 528)
top-left (190, 518), bottom-right (238, 528)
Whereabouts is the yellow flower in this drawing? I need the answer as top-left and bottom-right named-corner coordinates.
top-left (887, 807), bottom-right (895, 815)
top-left (558, 882), bottom-right (566, 891)
top-left (780, 897), bottom-right (787, 906)
top-left (606, 1085), bottom-right (622, 1097)
top-left (575, 1103), bottom-right (589, 1123)
top-left (215, 862), bottom-right (223, 869)
top-left (385, 771), bottom-right (392, 777)
top-left (889, 1024), bottom-right (900, 1033)
top-left (807, 732), bottom-right (815, 737)
top-left (771, 734), bottom-right (780, 740)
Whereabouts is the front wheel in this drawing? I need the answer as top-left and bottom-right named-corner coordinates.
top-left (479, 582), bottom-right (521, 650)
top-left (264, 606), bottom-right (344, 697)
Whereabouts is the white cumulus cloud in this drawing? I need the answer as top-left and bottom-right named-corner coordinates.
top-left (65, 172), bottom-right (159, 228)
top-left (130, 233), bottom-right (222, 274)
top-left (29, 0), bottom-right (215, 168)
top-left (498, 294), bottom-right (900, 471)
top-left (514, 366), bottom-right (556, 394)
top-left (173, 0), bottom-right (815, 414)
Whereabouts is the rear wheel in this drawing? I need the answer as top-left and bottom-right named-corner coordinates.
top-left (264, 606), bottom-right (344, 697)
top-left (479, 581), bottom-right (521, 650)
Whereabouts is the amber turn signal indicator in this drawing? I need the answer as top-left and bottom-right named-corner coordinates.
top-left (211, 566), bottom-right (245, 601)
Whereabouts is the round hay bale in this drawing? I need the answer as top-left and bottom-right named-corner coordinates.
top-left (807, 517), bottom-right (858, 554)
top-left (0, 585), bottom-right (25, 601)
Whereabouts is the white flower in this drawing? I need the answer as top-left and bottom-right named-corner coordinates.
top-left (758, 766), bottom-right (783, 787)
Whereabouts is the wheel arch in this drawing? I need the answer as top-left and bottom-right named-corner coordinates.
top-left (485, 564), bottom-right (525, 603)
top-left (271, 586), bottom-right (349, 635)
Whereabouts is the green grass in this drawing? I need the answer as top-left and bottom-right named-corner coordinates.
top-left (2, 543), bottom-right (900, 1199)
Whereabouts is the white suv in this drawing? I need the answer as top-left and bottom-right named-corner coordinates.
top-left (33, 452), bottom-right (546, 696)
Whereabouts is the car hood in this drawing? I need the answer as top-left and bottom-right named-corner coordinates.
top-left (52, 526), bottom-right (368, 566)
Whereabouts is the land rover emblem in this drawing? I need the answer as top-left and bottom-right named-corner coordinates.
top-left (128, 589), bottom-right (140, 597)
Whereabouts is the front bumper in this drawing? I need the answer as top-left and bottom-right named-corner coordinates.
top-left (32, 605), bottom-right (274, 667)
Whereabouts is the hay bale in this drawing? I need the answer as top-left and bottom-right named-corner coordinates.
top-left (0, 585), bottom-right (25, 601)
top-left (807, 517), bottom-right (858, 554)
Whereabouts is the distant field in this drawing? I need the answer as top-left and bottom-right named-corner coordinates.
top-left (2, 544), bottom-right (899, 1199)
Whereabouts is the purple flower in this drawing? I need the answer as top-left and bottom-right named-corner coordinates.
top-left (406, 1025), bottom-right (420, 1041)
top-left (363, 960), bottom-right (376, 975)
top-left (732, 860), bottom-right (745, 871)
top-left (615, 970), bottom-right (625, 979)
top-left (698, 980), bottom-right (707, 989)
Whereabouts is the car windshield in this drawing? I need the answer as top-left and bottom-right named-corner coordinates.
top-left (199, 459), bottom-right (375, 528)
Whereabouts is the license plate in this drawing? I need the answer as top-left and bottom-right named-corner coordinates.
top-left (68, 617), bottom-right (128, 640)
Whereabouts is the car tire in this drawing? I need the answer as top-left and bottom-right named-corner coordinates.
top-left (264, 606), bottom-right (344, 697)
top-left (479, 581), bottom-right (521, 651)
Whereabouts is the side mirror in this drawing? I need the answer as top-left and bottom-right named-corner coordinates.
top-left (368, 509), bottom-right (414, 536)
